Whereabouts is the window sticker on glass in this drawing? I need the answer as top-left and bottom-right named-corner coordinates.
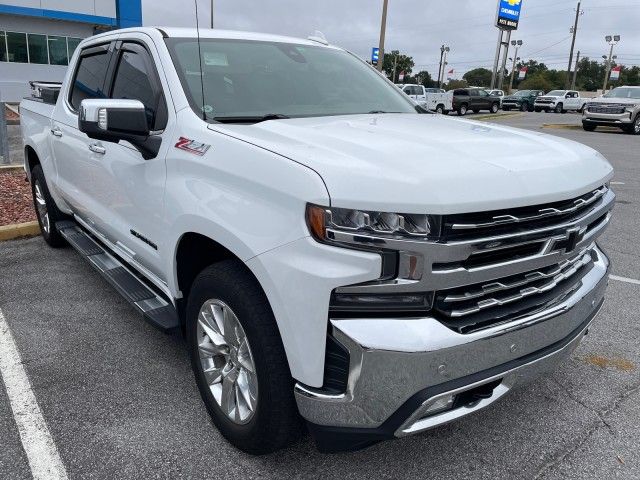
top-left (203, 51), bottom-right (228, 66)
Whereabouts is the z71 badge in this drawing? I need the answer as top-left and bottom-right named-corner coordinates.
top-left (175, 137), bottom-right (211, 156)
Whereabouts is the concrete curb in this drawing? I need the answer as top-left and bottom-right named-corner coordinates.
top-left (0, 221), bottom-right (40, 241)
top-left (541, 124), bottom-right (582, 130)
top-left (0, 165), bottom-right (25, 172)
top-left (475, 112), bottom-right (524, 121)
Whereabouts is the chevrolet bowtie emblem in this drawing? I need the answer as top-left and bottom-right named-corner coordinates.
top-left (506, 0), bottom-right (521, 6)
top-left (564, 226), bottom-right (587, 254)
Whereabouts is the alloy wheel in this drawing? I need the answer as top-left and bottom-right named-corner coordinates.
top-left (635, 116), bottom-right (640, 134)
top-left (197, 299), bottom-right (258, 424)
top-left (34, 181), bottom-right (50, 234)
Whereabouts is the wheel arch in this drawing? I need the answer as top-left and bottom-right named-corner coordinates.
top-left (24, 144), bottom-right (40, 179)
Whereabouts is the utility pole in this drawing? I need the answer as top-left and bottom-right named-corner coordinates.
top-left (571, 51), bottom-right (580, 90)
top-left (565, 1), bottom-right (583, 89)
top-left (377, 0), bottom-right (389, 72)
top-left (392, 53), bottom-right (398, 83)
top-left (438, 45), bottom-right (445, 87)
top-left (602, 35), bottom-right (620, 93)
top-left (439, 46), bottom-right (450, 89)
top-left (497, 30), bottom-right (512, 91)
top-left (0, 102), bottom-right (9, 165)
top-left (508, 40), bottom-right (523, 93)
top-left (210, 0), bottom-right (214, 28)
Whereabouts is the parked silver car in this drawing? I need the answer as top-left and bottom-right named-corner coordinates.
top-left (583, 86), bottom-right (640, 134)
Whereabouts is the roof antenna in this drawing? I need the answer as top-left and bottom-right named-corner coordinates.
top-left (308, 30), bottom-right (328, 45)
top-left (194, 0), bottom-right (206, 120)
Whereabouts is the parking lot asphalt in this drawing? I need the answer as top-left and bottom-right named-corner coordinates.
top-left (1, 112), bottom-right (639, 480)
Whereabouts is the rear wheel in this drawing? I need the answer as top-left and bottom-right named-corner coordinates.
top-left (435, 104), bottom-right (444, 115)
top-left (186, 260), bottom-right (302, 454)
top-left (30, 165), bottom-right (68, 248)
top-left (520, 102), bottom-right (529, 112)
top-left (490, 103), bottom-right (499, 114)
top-left (457, 104), bottom-right (468, 116)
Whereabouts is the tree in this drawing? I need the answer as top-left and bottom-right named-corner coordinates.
top-left (406, 70), bottom-right (435, 88)
top-left (382, 50), bottom-right (415, 83)
top-left (445, 79), bottom-right (468, 90)
top-left (463, 68), bottom-right (492, 88)
top-left (518, 73), bottom-right (552, 92)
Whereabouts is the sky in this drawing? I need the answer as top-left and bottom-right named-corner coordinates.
top-left (142, 0), bottom-right (640, 81)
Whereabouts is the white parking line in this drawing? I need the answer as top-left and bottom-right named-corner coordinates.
top-left (610, 275), bottom-right (640, 286)
top-left (610, 181), bottom-right (625, 185)
top-left (0, 307), bottom-right (68, 480)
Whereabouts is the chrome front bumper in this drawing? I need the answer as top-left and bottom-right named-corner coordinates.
top-left (296, 245), bottom-right (609, 439)
top-left (583, 110), bottom-right (634, 125)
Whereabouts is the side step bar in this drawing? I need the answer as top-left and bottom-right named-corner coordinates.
top-left (56, 221), bottom-right (180, 333)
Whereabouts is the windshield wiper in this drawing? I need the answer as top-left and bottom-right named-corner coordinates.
top-left (368, 110), bottom-right (403, 114)
top-left (212, 113), bottom-right (290, 124)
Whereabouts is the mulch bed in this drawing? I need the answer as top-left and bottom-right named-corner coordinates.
top-left (0, 171), bottom-right (36, 226)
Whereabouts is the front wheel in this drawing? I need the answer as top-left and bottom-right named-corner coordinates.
top-left (520, 102), bottom-right (529, 112)
top-left (555, 103), bottom-right (563, 114)
top-left (582, 122), bottom-right (597, 132)
top-left (30, 165), bottom-right (68, 247)
top-left (490, 103), bottom-right (499, 114)
top-left (187, 260), bottom-right (302, 454)
top-left (624, 115), bottom-right (640, 135)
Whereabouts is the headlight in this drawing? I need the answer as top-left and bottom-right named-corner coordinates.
top-left (626, 105), bottom-right (639, 112)
top-left (306, 204), bottom-right (436, 244)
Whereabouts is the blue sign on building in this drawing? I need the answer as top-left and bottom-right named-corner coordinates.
top-left (371, 47), bottom-right (380, 66)
top-left (496, 0), bottom-right (523, 30)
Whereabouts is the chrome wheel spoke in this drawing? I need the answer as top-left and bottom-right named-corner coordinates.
top-left (196, 299), bottom-right (258, 425)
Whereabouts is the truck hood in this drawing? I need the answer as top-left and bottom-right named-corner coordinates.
top-left (587, 97), bottom-right (640, 106)
top-left (503, 95), bottom-right (525, 102)
top-left (209, 114), bottom-right (613, 214)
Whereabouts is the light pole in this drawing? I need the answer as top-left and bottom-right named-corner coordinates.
top-left (438, 45), bottom-right (450, 89)
top-left (602, 35), bottom-right (621, 93)
top-left (210, 0), bottom-right (214, 28)
top-left (565, 1), bottom-right (584, 88)
top-left (377, 0), bottom-right (389, 72)
top-left (508, 40), bottom-right (523, 93)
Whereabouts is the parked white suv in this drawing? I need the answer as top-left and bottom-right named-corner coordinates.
top-left (534, 90), bottom-right (587, 113)
top-left (20, 27), bottom-right (614, 454)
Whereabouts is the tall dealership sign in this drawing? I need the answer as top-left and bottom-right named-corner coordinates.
top-left (491, 0), bottom-right (524, 89)
top-left (496, 0), bottom-right (523, 30)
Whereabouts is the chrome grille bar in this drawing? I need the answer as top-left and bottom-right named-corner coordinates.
top-left (441, 251), bottom-right (592, 318)
top-left (450, 186), bottom-right (608, 231)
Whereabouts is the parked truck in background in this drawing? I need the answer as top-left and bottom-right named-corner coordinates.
top-left (534, 90), bottom-right (587, 113)
top-left (582, 86), bottom-right (640, 134)
top-left (451, 88), bottom-right (501, 115)
top-left (501, 90), bottom-right (545, 112)
top-left (399, 84), bottom-right (452, 114)
top-left (20, 27), bottom-right (615, 454)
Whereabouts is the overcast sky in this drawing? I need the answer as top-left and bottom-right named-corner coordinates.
top-left (142, 0), bottom-right (640, 80)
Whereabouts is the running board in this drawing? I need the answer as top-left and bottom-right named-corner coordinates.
top-left (56, 221), bottom-right (180, 333)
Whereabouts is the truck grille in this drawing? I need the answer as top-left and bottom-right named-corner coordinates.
top-left (587, 104), bottom-right (626, 114)
top-left (334, 185), bottom-right (614, 334)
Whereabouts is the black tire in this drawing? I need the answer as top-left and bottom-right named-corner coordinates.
top-left (520, 102), bottom-right (529, 112)
top-left (30, 165), bottom-right (69, 248)
top-left (490, 103), bottom-right (499, 114)
top-left (624, 115), bottom-right (640, 135)
top-left (457, 104), bottom-right (468, 116)
top-left (186, 260), bottom-right (302, 454)
top-left (582, 122), bottom-right (597, 132)
top-left (555, 103), bottom-right (563, 114)
top-left (435, 104), bottom-right (444, 114)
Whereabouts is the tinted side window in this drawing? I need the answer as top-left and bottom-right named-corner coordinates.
top-left (110, 43), bottom-right (167, 130)
top-left (70, 46), bottom-right (111, 110)
top-left (454, 89), bottom-right (466, 95)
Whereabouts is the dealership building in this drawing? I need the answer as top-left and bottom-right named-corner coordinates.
top-left (0, 1), bottom-right (142, 101)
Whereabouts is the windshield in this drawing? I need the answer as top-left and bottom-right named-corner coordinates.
top-left (514, 90), bottom-right (531, 97)
top-left (547, 90), bottom-right (566, 97)
top-left (604, 87), bottom-right (640, 99)
top-left (165, 38), bottom-right (418, 122)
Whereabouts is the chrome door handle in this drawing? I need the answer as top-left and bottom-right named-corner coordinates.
top-left (50, 127), bottom-right (63, 137)
top-left (89, 143), bottom-right (106, 155)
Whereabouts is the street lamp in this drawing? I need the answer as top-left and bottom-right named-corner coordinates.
top-left (438, 45), bottom-right (450, 89)
top-left (602, 35), bottom-right (621, 93)
top-left (508, 40), bottom-right (523, 93)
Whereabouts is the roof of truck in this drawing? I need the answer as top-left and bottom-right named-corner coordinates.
top-left (92, 26), bottom-right (339, 49)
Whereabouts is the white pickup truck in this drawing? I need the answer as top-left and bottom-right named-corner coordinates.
top-left (534, 90), bottom-right (587, 113)
top-left (399, 84), bottom-right (452, 114)
top-left (20, 27), bottom-right (615, 454)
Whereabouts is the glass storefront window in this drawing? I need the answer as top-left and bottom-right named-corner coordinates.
top-left (0, 32), bottom-right (7, 62)
top-left (28, 33), bottom-right (48, 64)
top-left (67, 37), bottom-right (82, 59)
top-left (7, 32), bottom-right (28, 63)
top-left (48, 35), bottom-right (68, 65)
